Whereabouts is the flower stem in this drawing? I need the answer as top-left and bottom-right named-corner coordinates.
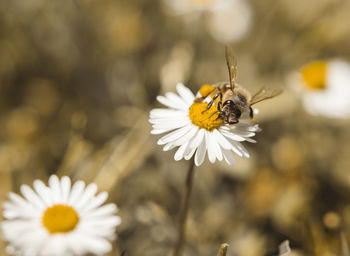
top-left (173, 159), bottom-right (196, 256)
top-left (217, 243), bottom-right (229, 256)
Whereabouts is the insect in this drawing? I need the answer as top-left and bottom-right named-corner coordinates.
top-left (195, 45), bottom-right (283, 124)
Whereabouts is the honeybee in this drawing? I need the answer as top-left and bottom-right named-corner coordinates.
top-left (195, 46), bottom-right (282, 124)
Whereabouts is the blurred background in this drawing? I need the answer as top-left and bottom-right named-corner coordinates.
top-left (1, 0), bottom-right (350, 255)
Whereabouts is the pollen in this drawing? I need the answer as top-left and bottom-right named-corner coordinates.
top-left (301, 61), bottom-right (328, 90)
top-left (199, 84), bottom-right (215, 98)
top-left (189, 102), bottom-right (223, 131)
top-left (42, 204), bottom-right (79, 234)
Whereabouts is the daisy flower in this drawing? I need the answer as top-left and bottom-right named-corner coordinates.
top-left (162, 0), bottom-right (252, 43)
top-left (149, 83), bottom-right (260, 166)
top-left (294, 60), bottom-right (350, 118)
top-left (1, 175), bottom-right (121, 256)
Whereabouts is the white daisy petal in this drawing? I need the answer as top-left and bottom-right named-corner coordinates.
top-left (33, 180), bottom-right (53, 206)
top-left (206, 132), bottom-right (216, 163)
top-left (163, 143), bottom-right (177, 151)
top-left (189, 128), bottom-right (205, 149)
top-left (165, 91), bottom-right (189, 109)
top-left (194, 137), bottom-right (206, 166)
top-left (48, 175), bottom-right (62, 203)
top-left (151, 128), bottom-right (175, 135)
top-left (157, 95), bottom-right (188, 111)
top-left (20, 185), bottom-right (46, 210)
top-left (172, 125), bottom-right (198, 146)
top-left (176, 83), bottom-right (195, 104)
top-left (157, 125), bottom-right (192, 145)
top-left (85, 203), bottom-right (118, 218)
top-left (222, 149), bottom-right (235, 165)
top-left (74, 183), bottom-right (98, 210)
top-left (68, 180), bottom-right (85, 206)
top-left (212, 135), bottom-right (223, 161)
top-left (60, 176), bottom-right (71, 203)
top-left (80, 192), bottom-right (108, 214)
top-left (150, 108), bottom-right (187, 119)
top-left (213, 129), bottom-right (232, 150)
top-left (184, 146), bottom-right (196, 160)
top-left (1, 175), bottom-right (121, 256)
top-left (174, 142), bottom-right (189, 161)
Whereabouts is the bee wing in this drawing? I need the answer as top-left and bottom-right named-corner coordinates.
top-left (225, 45), bottom-right (237, 90)
top-left (250, 87), bottom-right (283, 105)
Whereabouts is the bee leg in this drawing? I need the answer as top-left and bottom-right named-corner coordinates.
top-left (202, 92), bottom-right (222, 113)
top-left (228, 119), bottom-right (239, 125)
top-left (217, 101), bottom-right (222, 111)
top-left (208, 110), bottom-right (220, 119)
top-left (202, 100), bottom-right (214, 113)
top-left (249, 107), bottom-right (254, 119)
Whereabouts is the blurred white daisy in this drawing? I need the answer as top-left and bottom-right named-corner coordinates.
top-left (293, 60), bottom-right (350, 118)
top-left (149, 83), bottom-right (260, 166)
top-left (1, 175), bottom-right (121, 256)
top-left (162, 0), bottom-right (252, 43)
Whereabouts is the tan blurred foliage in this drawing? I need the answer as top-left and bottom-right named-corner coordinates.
top-left (1, 0), bottom-right (350, 255)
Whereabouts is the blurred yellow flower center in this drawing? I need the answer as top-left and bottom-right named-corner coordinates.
top-left (189, 102), bottom-right (223, 131)
top-left (42, 204), bottom-right (79, 234)
top-left (301, 61), bottom-right (328, 90)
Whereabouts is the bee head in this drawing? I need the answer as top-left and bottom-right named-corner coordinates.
top-left (221, 100), bottom-right (241, 124)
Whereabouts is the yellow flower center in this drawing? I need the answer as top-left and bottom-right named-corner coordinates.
top-left (189, 102), bottom-right (223, 131)
top-left (42, 204), bottom-right (79, 234)
top-left (301, 61), bottom-right (328, 90)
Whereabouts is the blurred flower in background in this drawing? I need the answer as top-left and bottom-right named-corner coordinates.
top-left (162, 0), bottom-right (252, 43)
top-left (291, 60), bottom-right (350, 118)
top-left (2, 175), bottom-right (120, 256)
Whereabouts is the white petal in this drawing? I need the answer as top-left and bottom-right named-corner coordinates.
top-left (33, 180), bottom-right (53, 206)
top-left (75, 183), bottom-right (98, 210)
top-left (68, 181), bottom-right (85, 206)
top-left (176, 83), bottom-right (195, 105)
top-left (60, 176), bottom-right (71, 203)
top-left (189, 128), bottom-right (205, 149)
top-left (20, 185), bottom-right (46, 210)
top-left (73, 234), bottom-right (112, 255)
top-left (174, 142), bottom-right (189, 161)
top-left (172, 125), bottom-right (198, 146)
top-left (213, 129), bottom-right (232, 150)
top-left (149, 108), bottom-right (187, 119)
top-left (220, 129), bottom-right (245, 142)
top-left (206, 132), bottom-right (216, 163)
top-left (157, 95), bottom-right (188, 111)
top-left (165, 91), bottom-right (189, 109)
top-left (222, 149), bottom-right (235, 165)
top-left (231, 141), bottom-right (250, 158)
top-left (163, 143), bottom-right (177, 151)
top-left (48, 175), bottom-right (62, 203)
top-left (152, 118), bottom-right (190, 130)
top-left (212, 135), bottom-right (223, 161)
top-left (184, 147), bottom-right (196, 160)
top-left (157, 124), bottom-right (192, 145)
top-left (85, 203), bottom-right (117, 218)
top-left (194, 136), bottom-right (206, 166)
top-left (80, 192), bottom-right (108, 214)
top-left (151, 128), bottom-right (174, 134)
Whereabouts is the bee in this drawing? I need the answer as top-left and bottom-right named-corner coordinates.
top-left (195, 46), bottom-right (282, 124)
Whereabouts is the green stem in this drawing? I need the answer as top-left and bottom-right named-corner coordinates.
top-left (173, 159), bottom-right (196, 256)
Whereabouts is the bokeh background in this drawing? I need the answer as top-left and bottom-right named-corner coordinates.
top-left (1, 0), bottom-right (350, 255)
